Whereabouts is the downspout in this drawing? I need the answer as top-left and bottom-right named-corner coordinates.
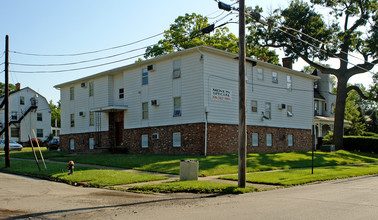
top-left (197, 47), bottom-right (208, 156)
top-left (204, 110), bottom-right (208, 156)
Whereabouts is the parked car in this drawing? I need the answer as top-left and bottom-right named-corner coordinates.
top-left (0, 139), bottom-right (23, 151)
top-left (47, 138), bottom-right (60, 150)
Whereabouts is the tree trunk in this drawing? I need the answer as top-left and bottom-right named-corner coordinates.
top-left (334, 77), bottom-right (348, 149)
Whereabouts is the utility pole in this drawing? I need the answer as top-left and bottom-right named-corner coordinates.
top-left (4, 35), bottom-right (10, 168)
top-left (238, 0), bottom-right (247, 188)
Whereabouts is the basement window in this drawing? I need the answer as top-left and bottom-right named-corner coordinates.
top-left (173, 132), bottom-right (181, 147)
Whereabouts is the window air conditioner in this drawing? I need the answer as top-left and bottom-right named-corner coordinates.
top-left (152, 133), bottom-right (159, 140)
top-left (147, 64), bottom-right (155, 72)
top-left (81, 82), bottom-right (88, 88)
top-left (151, 99), bottom-right (160, 106)
top-left (79, 111), bottom-right (86, 117)
top-left (278, 104), bottom-right (286, 110)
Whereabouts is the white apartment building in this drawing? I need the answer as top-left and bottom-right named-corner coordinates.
top-left (55, 46), bottom-right (318, 155)
top-left (0, 84), bottom-right (52, 143)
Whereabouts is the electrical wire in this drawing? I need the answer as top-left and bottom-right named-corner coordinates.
top-left (280, 24), bottom-right (377, 67)
top-left (207, 10), bottom-right (225, 19)
top-left (256, 14), bottom-right (376, 74)
top-left (10, 32), bottom-right (164, 57)
top-left (10, 53), bottom-right (145, 74)
top-left (10, 44), bottom-right (155, 67)
top-left (0, 51), bottom-right (4, 59)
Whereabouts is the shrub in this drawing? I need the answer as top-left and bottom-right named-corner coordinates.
top-left (342, 136), bottom-right (378, 153)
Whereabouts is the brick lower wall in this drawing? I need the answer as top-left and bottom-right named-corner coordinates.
top-left (60, 131), bottom-right (110, 152)
top-left (207, 124), bottom-right (312, 154)
top-left (60, 123), bottom-right (312, 155)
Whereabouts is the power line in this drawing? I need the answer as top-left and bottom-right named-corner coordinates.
top-left (10, 44), bottom-right (155, 67)
top-left (10, 53), bottom-right (144, 74)
top-left (10, 32), bottom-right (163, 57)
top-left (280, 24), bottom-right (377, 67)
top-left (254, 13), bottom-right (376, 75)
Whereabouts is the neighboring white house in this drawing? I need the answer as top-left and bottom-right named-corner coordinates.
top-left (55, 46), bottom-right (318, 155)
top-left (0, 84), bottom-right (52, 143)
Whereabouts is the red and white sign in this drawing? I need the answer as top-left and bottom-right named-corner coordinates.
top-left (211, 88), bottom-right (232, 101)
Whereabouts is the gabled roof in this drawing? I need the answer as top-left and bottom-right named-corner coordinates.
top-left (0, 87), bottom-right (50, 109)
top-left (54, 45), bottom-right (319, 88)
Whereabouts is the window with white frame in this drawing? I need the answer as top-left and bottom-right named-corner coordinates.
top-left (287, 105), bottom-right (293, 117)
top-left (70, 139), bottom-right (75, 150)
top-left (252, 133), bottom-right (259, 146)
top-left (70, 86), bottom-right (75, 100)
top-left (70, 113), bottom-right (75, 127)
top-left (89, 138), bottom-right (94, 150)
top-left (119, 88), bottom-right (124, 99)
top-left (172, 59), bottom-right (181, 78)
top-left (265, 102), bottom-right (271, 119)
top-left (37, 113), bottom-right (43, 121)
top-left (257, 68), bottom-right (264, 81)
top-left (272, 72), bottom-right (278, 83)
top-left (251, 100), bottom-right (258, 113)
top-left (20, 96), bottom-right (25, 105)
top-left (89, 112), bottom-right (94, 126)
top-left (89, 81), bottom-right (94, 97)
top-left (266, 134), bottom-right (272, 146)
top-left (142, 68), bottom-right (148, 85)
top-left (11, 127), bottom-right (19, 138)
top-left (142, 102), bottom-right (148, 119)
top-left (286, 75), bottom-right (292, 90)
top-left (173, 132), bottom-right (181, 147)
top-left (288, 134), bottom-right (293, 147)
top-left (36, 129), bottom-right (43, 138)
top-left (141, 134), bottom-right (148, 148)
top-left (173, 97), bottom-right (181, 117)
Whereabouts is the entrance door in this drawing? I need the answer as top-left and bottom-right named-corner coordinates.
top-left (115, 121), bottom-right (124, 146)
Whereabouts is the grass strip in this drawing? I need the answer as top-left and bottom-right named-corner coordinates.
top-left (125, 180), bottom-right (259, 194)
top-left (0, 147), bottom-right (70, 159)
top-left (0, 160), bottom-right (167, 187)
top-left (49, 150), bottom-right (378, 176)
top-left (220, 164), bottom-right (378, 186)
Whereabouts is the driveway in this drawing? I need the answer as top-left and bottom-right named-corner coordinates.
top-left (1, 172), bottom-right (377, 219)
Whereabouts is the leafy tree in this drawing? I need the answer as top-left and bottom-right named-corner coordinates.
top-left (344, 85), bottom-right (366, 135)
top-left (248, 0), bottom-right (378, 149)
top-left (0, 82), bottom-right (16, 97)
top-left (367, 109), bottom-right (378, 133)
top-left (145, 13), bottom-right (279, 64)
top-left (49, 100), bottom-right (61, 127)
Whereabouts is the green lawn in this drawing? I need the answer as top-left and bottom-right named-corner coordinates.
top-left (220, 164), bottom-right (378, 186)
top-left (0, 147), bottom-right (70, 159)
top-left (124, 180), bottom-right (259, 194)
top-left (0, 160), bottom-right (167, 187)
top-left (49, 150), bottom-right (378, 176)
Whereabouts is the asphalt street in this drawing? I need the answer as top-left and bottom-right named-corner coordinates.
top-left (1, 172), bottom-right (377, 220)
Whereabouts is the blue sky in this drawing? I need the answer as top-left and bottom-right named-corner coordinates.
top-left (1, 0), bottom-right (375, 103)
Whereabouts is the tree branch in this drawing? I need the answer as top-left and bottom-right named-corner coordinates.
top-left (347, 59), bottom-right (378, 77)
top-left (346, 85), bottom-right (369, 100)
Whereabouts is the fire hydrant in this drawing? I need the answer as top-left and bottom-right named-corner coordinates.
top-left (67, 161), bottom-right (74, 175)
